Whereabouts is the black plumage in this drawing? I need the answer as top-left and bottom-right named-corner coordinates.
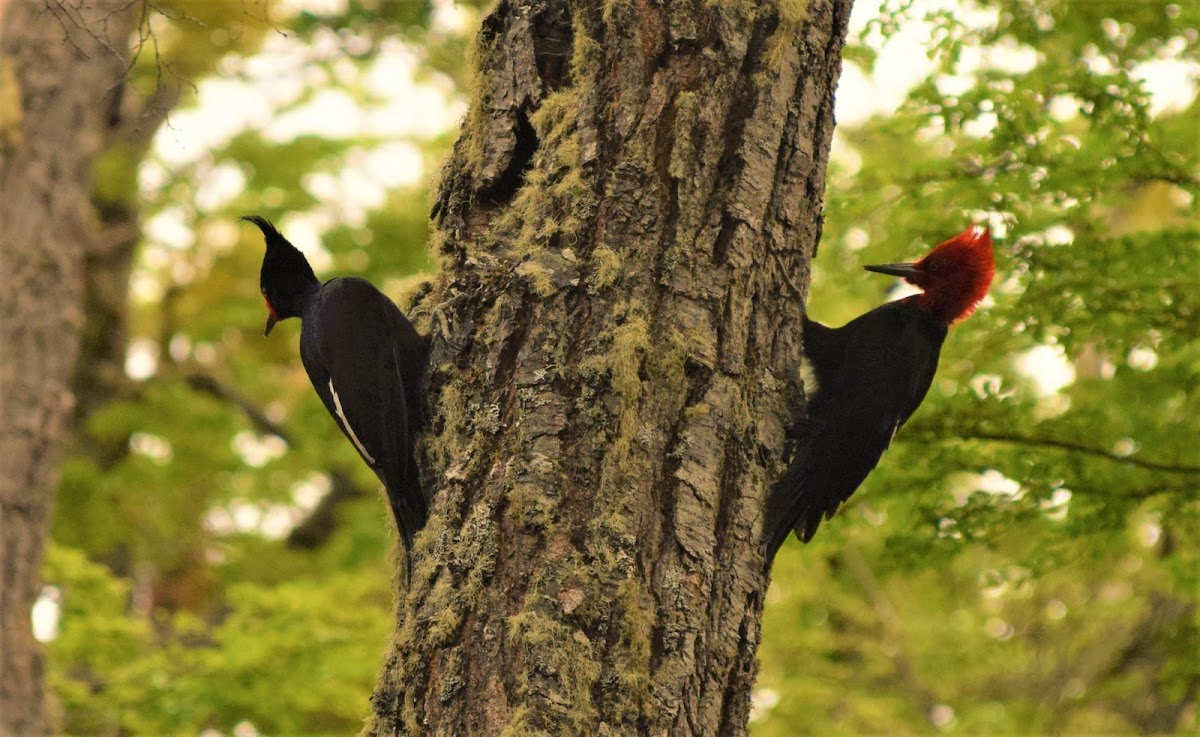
top-left (247, 215), bottom-right (429, 576)
top-left (763, 226), bottom-right (994, 565)
top-left (764, 306), bottom-right (946, 559)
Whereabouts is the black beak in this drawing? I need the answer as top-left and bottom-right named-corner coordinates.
top-left (265, 313), bottom-right (278, 336)
top-left (864, 262), bottom-right (921, 279)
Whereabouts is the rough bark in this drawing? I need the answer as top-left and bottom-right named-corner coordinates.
top-left (368, 0), bottom-right (851, 734)
top-left (0, 2), bottom-right (140, 736)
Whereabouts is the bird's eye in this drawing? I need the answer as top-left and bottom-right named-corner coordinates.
top-left (927, 261), bottom-right (940, 273)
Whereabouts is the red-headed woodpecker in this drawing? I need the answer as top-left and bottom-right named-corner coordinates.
top-left (246, 216), bottom-right (429, 578)
top-left (764, 226), bottom-right (995, 563)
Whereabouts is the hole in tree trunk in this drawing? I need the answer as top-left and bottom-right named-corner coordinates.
top-left (479, 108), bottom-right (539, 207)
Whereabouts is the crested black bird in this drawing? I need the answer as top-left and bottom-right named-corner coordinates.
top-left (764, 226), bottom-right (995, 564)
top-left (246, 215), bottom-right (429, 576)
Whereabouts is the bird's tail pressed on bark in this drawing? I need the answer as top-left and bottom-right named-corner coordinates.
top-left (387, 470), bottom-right (427, 585)
top-left (763, 435), bottom-right (823, 567)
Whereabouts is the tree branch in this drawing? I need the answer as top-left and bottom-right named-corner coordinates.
top-left (285, 469), bottom-right (369, 549)
top-left (907, 429), bottom-right (1200, 477)
top-left (184, 372), bottom-right (292, 443)
top-left (182, 371), bottom-right (377, 549)
top-left (943, 430), bottom-right (1200, 475)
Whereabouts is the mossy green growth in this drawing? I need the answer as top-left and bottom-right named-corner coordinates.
top-left (504, 606), bottom-right (600, 733)
top-left (516, 259), bottom-right (559, 298)
top-left (425, 573), bottom-right (464, 645)
top-left (589, 246), bottom-right (622, 290)
top-left (576, 308), bottom-right (651, 464)
top-left (498, 705), bottom-right (552, 737)
top-left (611, 578), bottom-right (656, 720)
top-left (570, 12), bottom-right (604, 82)
top-left (584, 508), bottom-right (638, 571)
top-left (457, 19), bottom-right (498, 183)
top-left (437, 649), bottom-right (466, 703)
top-left (649, 327), bottom-right (690, 391)
top-left (764, 0), bottom-right (812, 71)
top-left (427, 379), bottom-right (469, 469)
top-left (702, 0), bottom-right (768, 20)
top-left (577, 304), bottom-right (695, 566)
top-left (407, 511), bottom-right (445, 586)
top-left (779, 0), bottom-right (811, 26)
top-left (508, 481), bottom-right (558, 532)
top-left (608, 315), bottom-right (650, 403)
top-left (481, 14), bottom-right (601, 264)
top-left (452, 497), bottom-right (501, 594)
top-left (503, 86), bottom-right (596, 256)
top-left (389, 272), bottom-right (434, 313)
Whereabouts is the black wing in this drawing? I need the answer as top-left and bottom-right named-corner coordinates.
top-left (764, 303), bottom-right (945, 562)
top-left (301, 278), bottom-right (428, 575)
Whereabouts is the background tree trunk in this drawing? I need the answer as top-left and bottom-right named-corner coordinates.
top-left (0, 2), bottom-right (139, 735)
top-left (368, 0), bottom-right (851, 734)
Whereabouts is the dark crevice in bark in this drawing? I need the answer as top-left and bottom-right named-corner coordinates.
top-left (707, 14), bottom-right (775, 267)
top-left (721, 438), bottom-right (753, 572)
top-left (495, 301), bottom-right (533, 421)
top-left (531, 2), bottom-right (574, 93)
top-left (654, 94), bottom-right (680, 191)
top-left (742, 289), bottom-right (762, 386)
top-left (477, 1), bottom-right (509, 47)
top-left (582, 17), bottom-right (625, 196)
top-left (711, 429), bottom-right (745, 581)
top-left (647, 333), bottom-right (718, 701)
top-left (651, 53), bottom-right (704, 292)
top-left (716, 281), bottom-right (734, 377)
top-left (768, 85), bottom-right (806, 235)
top-left (722, 604), bottom-right (760, 732)
top-left (712, 214), bottom-right (737, 265)
top-left (477, 107), bottom-right (540, 209)
top-left (648, 349), bottom-right (711, 582)
top-left (556, 319), bottom-right (610, 556)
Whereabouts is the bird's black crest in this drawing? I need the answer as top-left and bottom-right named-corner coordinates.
top-left (243, 214), bottom-right (318, 286)
top-left (240, 214), bottom-right (277, 236)
top-left (242, 215), bottom-right (288, 252)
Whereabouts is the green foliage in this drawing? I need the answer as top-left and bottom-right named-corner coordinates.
top-left (757, 0), bottom-right (1198, 734)
top-left (46, 544), bottom-right (391, 737)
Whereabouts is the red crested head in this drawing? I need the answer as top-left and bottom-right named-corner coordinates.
top-left (865, 226), bottom-right (995, 325)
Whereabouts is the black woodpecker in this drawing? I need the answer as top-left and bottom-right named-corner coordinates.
top-left (247, 215), bottom-right (429, 577)
top-left (764, 226), bottom-right (995, 565)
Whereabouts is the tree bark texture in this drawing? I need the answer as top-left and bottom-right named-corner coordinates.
top-left (370, 0), bottom-right (851, 733)
top-left (0, 2), bottom-right (139, 736)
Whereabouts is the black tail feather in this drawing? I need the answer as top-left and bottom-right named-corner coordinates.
top-left (763, 440), bottom-right (826, 568)
top-left (386, 467), bottom-right (427, 586)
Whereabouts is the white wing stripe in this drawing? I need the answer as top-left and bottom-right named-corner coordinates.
top-left (328, 379), bottom-right (376, 464)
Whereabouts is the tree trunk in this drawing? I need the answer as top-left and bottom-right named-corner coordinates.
top-left (0, 2), bottom-right (139, 735)
top-left (368, 0), bottom-right (851, 734)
